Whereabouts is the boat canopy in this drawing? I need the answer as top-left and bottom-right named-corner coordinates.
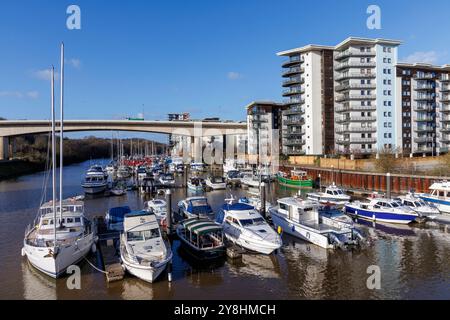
top-left (108, 206), bottom-right (131, 224)
top-left (222, 203), bottom-right (254, 211)
top-left (181, 218), bottom-right (222, 235)
top-left (187, 198), bottom-right (213, 215)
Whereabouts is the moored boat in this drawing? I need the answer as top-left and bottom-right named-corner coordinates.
top-left (120, 211), bottom-right (172, 283)
top-left (277, 169), bottom-right (313, 188)
top-left (216, 201), bottom-right (282, 255)
top-left (345, 198), bottom-right (420, 224)
top-left (187, 177), bottom-right (206, 192)
top-left (270, 197), bottom-right (364, 249)
top-left (106, 206), bottom-right (131, 231)
top-left (307, 183), bottom-right (351, 206)
top-left (205, 176), bottom-right (227, 190)
top-left (178, 197), bottom-right (213, 219)
top-left (176, 218), bottom-right (226, 260)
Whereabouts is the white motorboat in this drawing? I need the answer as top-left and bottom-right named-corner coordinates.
top-left (144, 199), bottom-right (167, 224)
top-left (190, 162), bottom-right (206, 172)
top-left (117, 165), bottom-right (131, 179)
top-left (418, 182), bottom-right (450, 222)
top-left (110, 186), bottom-right (126, 196)
top-left (345, 198), bottom-right (420, 224)
top-left (87, 164), bottom-right (108, 178)
top-left (240, 174), bottom-right (260, 188)
top-left (205, 176), bottom-right (227, 190)
top-left (187, 177), bottom-right (205, 192)
top-left (270, 197), bottom-right (364, 249)
top-left (216, 200), bottom-right (282, 255)
top-left (395, 192), bottom-right (441, 221)
top-left (238, 194), bottom-right (272, 214)
top-left (307, 183), bottom-right (351, 206)
top-left (136, 167), bottom-right (149, 181)
top-left (120, 211), bottom-right (172, 283)
top-left (81, 172), bottom-right (108, 194)
top-left (22, 50), bottom-right (95, 278)
top-left (159, 173), bottom-right (175, 186)
top-left (178, 197), bottom-right (213, 219)
top-left (105, 162), bottom-right (116, 174)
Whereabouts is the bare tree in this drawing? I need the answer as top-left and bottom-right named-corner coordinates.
top-left (373, 147), bottom-right (399, 173)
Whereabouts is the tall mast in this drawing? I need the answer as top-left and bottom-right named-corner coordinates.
top-left (51, 66), bottom-right (57, 245)
top-left (59, 43), bottom-right (64, 224)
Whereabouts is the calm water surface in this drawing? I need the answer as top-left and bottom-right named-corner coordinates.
top-left (0, 160), bottom-right (449, 300)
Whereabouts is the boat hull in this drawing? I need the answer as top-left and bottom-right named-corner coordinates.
top-left (277, 176), bottom-right (313, 188)
top-left (419, 195), bottom-right (450, 213)
top-left (23, 233), bottom-right (94, 278)
top-left (82, 185), bottom-right (107, 194)
top-left (121, 256), bottom-right (170, 283)
top-left (270, 210), bottom-right (333, 249)
top-left (345, 205), bottom-right (417, 224)
top-left (223, 233), bottom-right (280, 255)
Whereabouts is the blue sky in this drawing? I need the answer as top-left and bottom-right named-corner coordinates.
top-left (1, 0), bottom-right (450, 140)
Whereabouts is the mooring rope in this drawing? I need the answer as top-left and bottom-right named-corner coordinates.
top-left (83, 257), bottom-right (109, 275)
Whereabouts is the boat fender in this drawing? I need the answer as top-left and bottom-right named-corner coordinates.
top-left (21, 247), bottom-right (25, 257)
top-left (91, 244), bottom-right (97, 253)
top-left (277, 226), bottom-right (283, 235)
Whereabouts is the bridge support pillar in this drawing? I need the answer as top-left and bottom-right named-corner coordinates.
top-left (0, 136), bottom-right (10, 161)
top-left (190, 137), bottom-right (202, 163)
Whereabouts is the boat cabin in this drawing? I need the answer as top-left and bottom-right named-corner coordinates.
top-left (178, 218), bottom-right (224, 250)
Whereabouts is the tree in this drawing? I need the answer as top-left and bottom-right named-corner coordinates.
top-left (373, 147), bottom-right (399, 173)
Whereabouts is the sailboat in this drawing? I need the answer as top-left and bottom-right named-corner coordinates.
top-left (22, 44), bottom-right (96, 278)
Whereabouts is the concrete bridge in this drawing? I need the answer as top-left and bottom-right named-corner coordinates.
top-left (0, 119), bottom-right (247, 160)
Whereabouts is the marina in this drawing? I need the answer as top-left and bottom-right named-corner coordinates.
top-left (1, 159), bottom-right (450, 299)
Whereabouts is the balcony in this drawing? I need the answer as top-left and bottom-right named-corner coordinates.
top-left (283, 107), bottom-right (305, 116)
top-left (284, 149), bottom-right (306, 156)
top-left (414, 126), bottom-right (434, 132)
top-left (414, 136), bottom-right (434, 143)
top-left (335, 104), bottom-right (376, 113)
top-left (442, 126), bottom-right (450, 133)
top-left (282, 56), bottom-right (304, 68)
top-left (282, 77), bottom-right (302, 87)
top-left (440, 136), bottom-right (450, 143)
top-left (440, 75), bottom-right (450, 82)
top-left (440, 104), bottom-right (450, 113)
top-left (413, 73), bottom-right (436, 80)
top-left (284, 129), bottom-right (306, 137)
top-left (335, 83), bottom-right (376, 92)
top-left (334, 49), bottom-right (375, 60)
top-left (335, 94), bottom-right (376, 103)
top-left (335, 127), bottom-right (376, 134)
top-left (284, 98), bottom-right (305, 105)
top-left (441, 116), bottom-right (450, 122)
top-left (441, 86), bottom-right (450, 93)
top-left (414, 85), bottom-right (435, 91)
top-left (282, 67), bottom-right (302, 77)
top-left (336, 137), bottom-right (377, 145)
top-left (335, 62), bottom-right (376, 71)
top-left (284, 118), bottom-right (305, 126)
top-left (336, 116), bottom-right (376, 124)
top-left (413, 104), bottom-right (435, 112)
top-left (283, 139), bottom-right (306, 146)
top-left (414, 94), bottom-right (435, 101)
top-left (441, 95), bottom-right (450, 103)
top-left (416, 147), bottom-right (434, 153)
top-left (335, 73), bottom-right (376, 81)
top-left (413, 116), bottom-right (434, 122)
top-left (283, 87), bottom-right (305, 97)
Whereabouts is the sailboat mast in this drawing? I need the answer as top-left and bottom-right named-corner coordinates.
top-left (51, 66), bottom-right (57, 245)
top-left (59, 43), bottom-right (64, 223)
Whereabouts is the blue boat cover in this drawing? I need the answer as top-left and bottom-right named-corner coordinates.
top-left (222, 203), bottom-right (254, 211)
top-left (108, 206), bottom-right (131, 223)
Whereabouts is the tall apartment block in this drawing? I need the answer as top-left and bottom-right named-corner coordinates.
top-left (277, 45), bottom-right (335, 155)
top-left (246, 101), bottom-right (285, 156)
top-left (333, 38), bottom-right (401, 155)
top-left (278, 37), bottom-right (401, 156)
top-left (396, 63), bottom-right (450, 155)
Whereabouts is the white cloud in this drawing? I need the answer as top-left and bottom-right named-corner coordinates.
top-left (402, 51), bottom-right (445, 65)
top-left (67, 58), bottom-right (81, 69)
top-left (0, 91), bottom-right (23, 98)
top-left (0, 90), bottom-right (39, 99)
top-left (227, 71), bottom-right (242, 80)
top-left (26, 91), bottom-right (39, 99)
top-left (32, 69), bottom-right (60, 81)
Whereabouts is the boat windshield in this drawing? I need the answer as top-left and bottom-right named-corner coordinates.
top-left (391, 201), bottom-right (401, 207)
top-left (239, 217), bottom-right (265, 227)
top-left (414, 201), bottom-right (423, 207)
top-left (127, 228), bottom-right (160, 242)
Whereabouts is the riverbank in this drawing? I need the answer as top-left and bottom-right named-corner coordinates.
top-left (0, 160), bottom-right (46, 180)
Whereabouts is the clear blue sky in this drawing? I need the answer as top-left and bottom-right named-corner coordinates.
top-left (1, 0), bottom-right (450, 140)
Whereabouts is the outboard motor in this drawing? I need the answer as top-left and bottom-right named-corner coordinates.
top-left (329, 233), bottom-right (346, 250)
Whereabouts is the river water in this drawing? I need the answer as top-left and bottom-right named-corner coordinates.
top-left (0, 160), bottom-right (449, 300)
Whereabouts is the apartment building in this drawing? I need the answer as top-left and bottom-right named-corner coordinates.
top-left (333, 38), bottom-right (401, 155)
top-left (246, 101), bottom-right (285, 156)
top-left (396, 63), bottom-right (450, 155)
top-left (277, 45), bottom-right (335, 155)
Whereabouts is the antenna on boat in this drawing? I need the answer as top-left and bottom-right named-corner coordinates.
top-left (59, 42), bottom-right (64, 226)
